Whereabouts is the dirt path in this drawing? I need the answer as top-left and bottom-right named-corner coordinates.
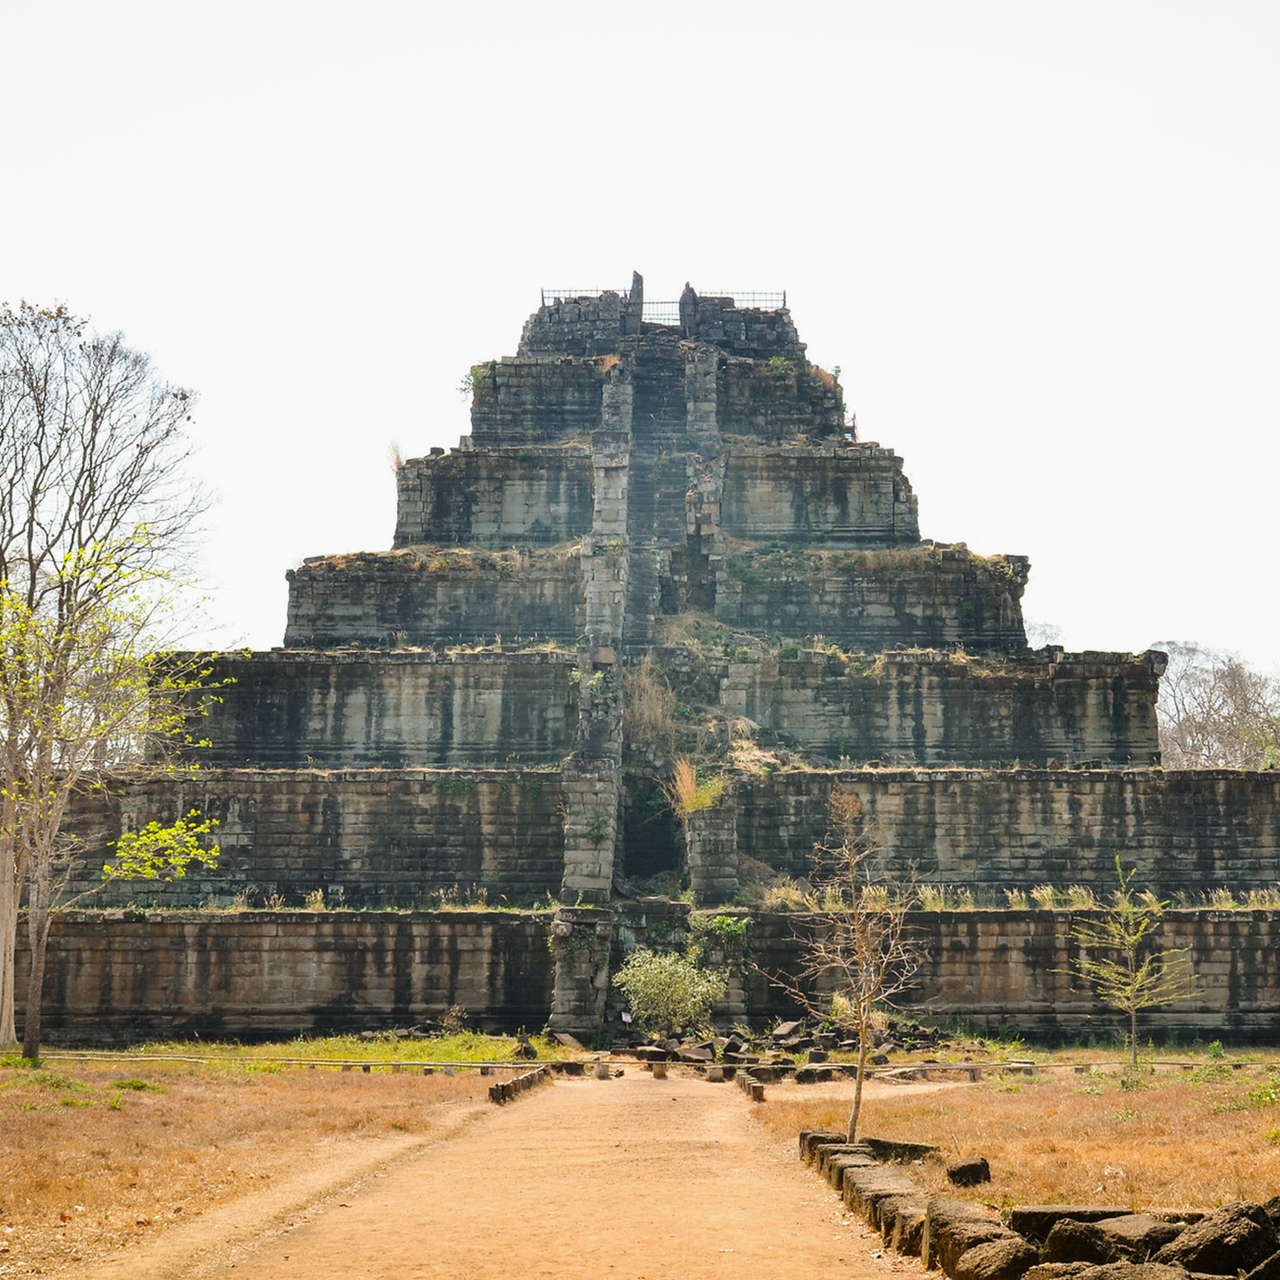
top-left (83, 1072), bottom-right (929, 1280)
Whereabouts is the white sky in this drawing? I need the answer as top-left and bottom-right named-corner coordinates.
top-left (5, 1), bottom-right (1277, 669)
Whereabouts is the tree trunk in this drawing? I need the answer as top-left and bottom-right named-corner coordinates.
top-left (847, 1009), bottom-right (870, 1142)
top-left (21, 885), bottom-right (51, 1063)
top-left (1129, 1006), bottom-right (1138, 1072)
top-left (0, 811), bottom-right (18, 1047)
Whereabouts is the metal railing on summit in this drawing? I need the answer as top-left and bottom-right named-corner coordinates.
top-left (538, 288), bottom-right (787, 311)
top-left (539, 287), bottom-right (630, 305)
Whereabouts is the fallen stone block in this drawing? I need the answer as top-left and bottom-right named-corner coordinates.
top-left (1153, 1203), bottom-right (1279, 1275)
top-left (1011, 1208), bottom-right (1134, 1248)
top-left (955, 1236), bottom-right (1042, 1280)
top-left (1044, 1216), bottom-right (1184, 1265)
top-left (948, 1156), bottom-right (992, 1187)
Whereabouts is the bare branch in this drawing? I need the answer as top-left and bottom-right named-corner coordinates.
top-left (767, 790), bottom-right (924, 1140)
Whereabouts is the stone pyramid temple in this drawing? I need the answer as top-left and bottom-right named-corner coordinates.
top-left (43, 275), bottom-right (1280, 1041)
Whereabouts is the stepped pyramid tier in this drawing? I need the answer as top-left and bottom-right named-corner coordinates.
top-left (40, 276), bottom-right (1280, 1041)
top-left (134, 273), bottom-right (1174, 927)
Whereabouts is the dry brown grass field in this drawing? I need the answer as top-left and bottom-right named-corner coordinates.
top-left (0, 1054), bottom-right (498, 1277)
top-left (751, 1058), bottom-right (1280, 1210)
top-left (8, 1043), bottom-right (1280, 1277)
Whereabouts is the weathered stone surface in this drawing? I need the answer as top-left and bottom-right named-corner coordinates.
top-left (1044, 1217), bottom-right (1184, 1265)
top-left (1152, 1203), bottom-right (1279, 1274)
top-left (1023, 1265), bottom-right (1096, 1280)
top-left (173, 650), bottom-right (579, 769)
top-left (955, 1236), bottom-right (1042, 1280)
top-left (1013, 1208), bottom-right (1166, 1248)
top-left (826, 1153), bottom-right (880, 1190)
top-left (1244, 1249), bottom-right (1280, 1280)
top-left (19, 910), bottom-right (554, 1040)
top-left (862, 1136), bottom-right (941, 1163)
top-left (1089, 1216), bottom-right (1184, 1262)
top-left (799, 1129), bottom-right (847, 1163)
top-left (880, 1196), bottom-right (929, 1256)
top-left (815, 1143), bottom-right (870, 1179)
top-left (842, 1167), bottom-right (921, 1221)
top-left (286, 548), bottom-right (585, 648)
top-left (392, 447), bottom-right (594, 549)
top-left (735, 771), bottom-right (1280, 900)
top-left (720, 446), bottom-right (919, 549)
top-left (924, 1199), bottom-right (1015, 1275)
top-left (948, 1156), bottom-right (992, 1187)
top-left (1060, 1265), bottom-right (1190, 1280)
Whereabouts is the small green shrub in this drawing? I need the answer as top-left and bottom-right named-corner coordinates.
top-left (611, 949), bottom-right (726, 1035)
top-left (690, 913), bottom-right (748, 947)
top-left (1250, 1079), bottom-right (1280, 1108)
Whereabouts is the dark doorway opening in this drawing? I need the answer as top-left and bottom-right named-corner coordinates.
top-left (620, 778), bottom-right (682, 882)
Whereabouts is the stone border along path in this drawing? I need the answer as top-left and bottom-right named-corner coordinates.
top-left (83, 1070), bottom-right (940, 1280)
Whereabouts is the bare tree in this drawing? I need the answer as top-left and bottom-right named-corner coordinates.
top-left (1154, 641), bottom-right (1280, 769)
top-left (0, 302), bottom-right (207, 1052)
top-left (773, 792), bottom-right (923, 1142)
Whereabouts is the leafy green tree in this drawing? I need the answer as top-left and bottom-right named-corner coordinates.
top-left (1067, 858), bottom-right (1197, 1070)
top-left (0, 302), bottom-right (210, 1057)
top-left (611, 948), bottom-right (726, 1037)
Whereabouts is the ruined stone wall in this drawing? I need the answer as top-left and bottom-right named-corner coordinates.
top-left (734, 768), bottom-right (1280, 894)
top-left (747, 910), bottom-right (1280, 1041)
top-left (62, 768), bottom-right (567, 908)
top-left (183, 651), bottom-right (578, 768)
top-left (684, 299), bottom-right (805, 360)
top-left (284, 553), bottom-right (583, 648)
top-left (24, 907), bottom-right (1280, 1042)
top-left (520, 292), bottom-right (632, 356)
top-left (717, 650), bottom-right (1161, 766)
top-left (721, 445), bottom-right (920, 544)
top-left (63, 764), bottom-right (1275, 912)
top-left (717, 365), bottom-right (845, 441)
top-left (715, 546), bottom-right (1026, 651)
top-left (469, 359), bottom-right (607, 446)
top-left (20, 911), bottom-right (555, 1040)
top-left (392, 446), bottom-right (594, 548)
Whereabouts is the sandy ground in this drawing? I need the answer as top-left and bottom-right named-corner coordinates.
top-left (76, 1072), bottom-right (933, 1280)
